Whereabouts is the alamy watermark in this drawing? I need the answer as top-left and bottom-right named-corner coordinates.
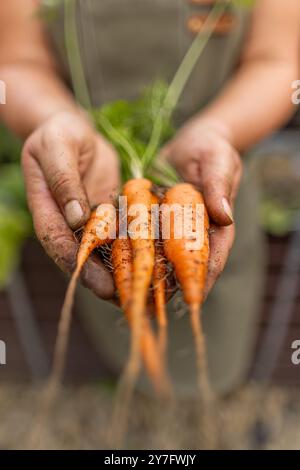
top-left (0, 80), bottom-right (6, 104)
top-left (0, 340), bottom-right (6, 365)
top-left (291, 80), bottom-right (300, 105)
top-left (291, 340), bottom-right (300, 366)
top-left (94, 198), bottom-right (206, 250)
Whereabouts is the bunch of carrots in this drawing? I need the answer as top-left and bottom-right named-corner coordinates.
top-left (30, 177), bottom-right (211, 449)
top-left (49, 177), bottom-right (210, 400)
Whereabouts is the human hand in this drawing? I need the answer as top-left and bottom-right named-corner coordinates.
top-left (22, 111), bottom-right (120, 299)
top-left (161, 119), bottom-right (242, 296)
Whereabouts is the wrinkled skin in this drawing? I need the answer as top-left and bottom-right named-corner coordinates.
top-left (22, 111), bottom-right (119, 299)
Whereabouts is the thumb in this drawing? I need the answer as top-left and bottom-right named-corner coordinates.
top-left (24, 134), bottom-right (91, 230)
top-left (201, 173), bottom-right (234, 226)
top-left (200, 150), bottom-right (240, 226)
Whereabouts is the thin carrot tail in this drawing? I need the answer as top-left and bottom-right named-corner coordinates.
top-left (107, 327), bottom-right (142, 449)
top-left (49, 206), bottom-right (113, 388)
top-left (48, 242), bottom-right (91, 392)
top-left (153, 276), bottom-right (168, 357)
top-left (153, 237), bottom-right (168, 357)
top-left (190, 304), bottom-right (219, 449)
top-left (112, 237), bottom-right (170, 396)
top-left (50, 266), bottom-right (81, 386)
top-left (108, 318), bottom-right (173, 449)
top-left (30, 207), bottom-right (114, 448)
top-left (190, 304), bottom-right (212, 400)
top-left (140, 319), bottom-right (172, 397)
top-left (127, 303), bottom-right (171, 398)
top-left (26, 265), bottom-right (83, 449)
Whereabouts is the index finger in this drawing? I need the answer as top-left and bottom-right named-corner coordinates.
top-left (199, 149), bottom-right (241, 226)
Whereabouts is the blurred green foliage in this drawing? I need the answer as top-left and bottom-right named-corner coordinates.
top-left (260, 201), bottom-right (298, 237)
top-left (251, 150), bottom-right (300, 236)
top-left (0, 124), bottom-right (23, 163)
top-left (0, 124), bottom-right (32, 289)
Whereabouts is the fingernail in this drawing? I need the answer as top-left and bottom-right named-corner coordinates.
top-left (222, 197), bottom-right (234, 222)
top-left (64, 200), bottom-right (84, 228)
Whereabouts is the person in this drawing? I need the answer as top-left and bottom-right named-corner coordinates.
top-left (0, 0), bottom-right (298, 395)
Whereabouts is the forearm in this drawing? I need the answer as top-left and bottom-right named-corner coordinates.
top-left (0, 63), bottom-right (81, 139)
top-left (199, 59), bottom-right (298, 152)
top-left (197, 0), bottom-right (300, 153)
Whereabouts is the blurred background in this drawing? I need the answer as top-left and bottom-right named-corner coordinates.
top-left (1, 0), bottom-right (300, 450)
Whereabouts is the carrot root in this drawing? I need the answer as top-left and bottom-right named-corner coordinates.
top-left (162, 183), bottom-right (212, 399)
top-left (108, 180), bottom-right (178, 447)
top-left (121, 178), bottom-right (156, 392)
top-left (30, 207), bottom-right (114, 448)
top-left (153, 241), bottom-right (168, 357)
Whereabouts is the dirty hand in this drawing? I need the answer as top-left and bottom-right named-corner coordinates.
top-left (22, 111), bottom-right (120, 299)
top-left (161, 119), bottom-right (242, 296)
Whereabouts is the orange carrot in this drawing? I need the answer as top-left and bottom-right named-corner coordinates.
top-left (121, 178), bottom-right (155, 379)
top-left (151, 194), bottom-right (168, 356)
top-left (163, 183), bottom-right (209, 313)
top-left (30, 207), bottom-right (115, 448)
top-left (153, 239), bottom-right (168, 355)
top-left (111, 237), bottom-right (132, 313)
top-left (163, 183), bottom-right (211, 398)
top-left (51, 207), bottom-right (114, 386)
top-left (109, 183), bottom-right (155, 448)
top-left (112, 237), bottom-right (170, 395)
top-left (109, 179), bottom-right (156, 447)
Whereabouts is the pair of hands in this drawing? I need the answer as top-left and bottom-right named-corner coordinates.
top-left (22, 111), bottom-right (242, 300)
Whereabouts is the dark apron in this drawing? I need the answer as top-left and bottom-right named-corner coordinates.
top-left (42, 0), bottom-right (264, 395)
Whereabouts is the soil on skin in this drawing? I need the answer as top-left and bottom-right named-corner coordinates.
top-left (0, 383), bottom-right (299, 450)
